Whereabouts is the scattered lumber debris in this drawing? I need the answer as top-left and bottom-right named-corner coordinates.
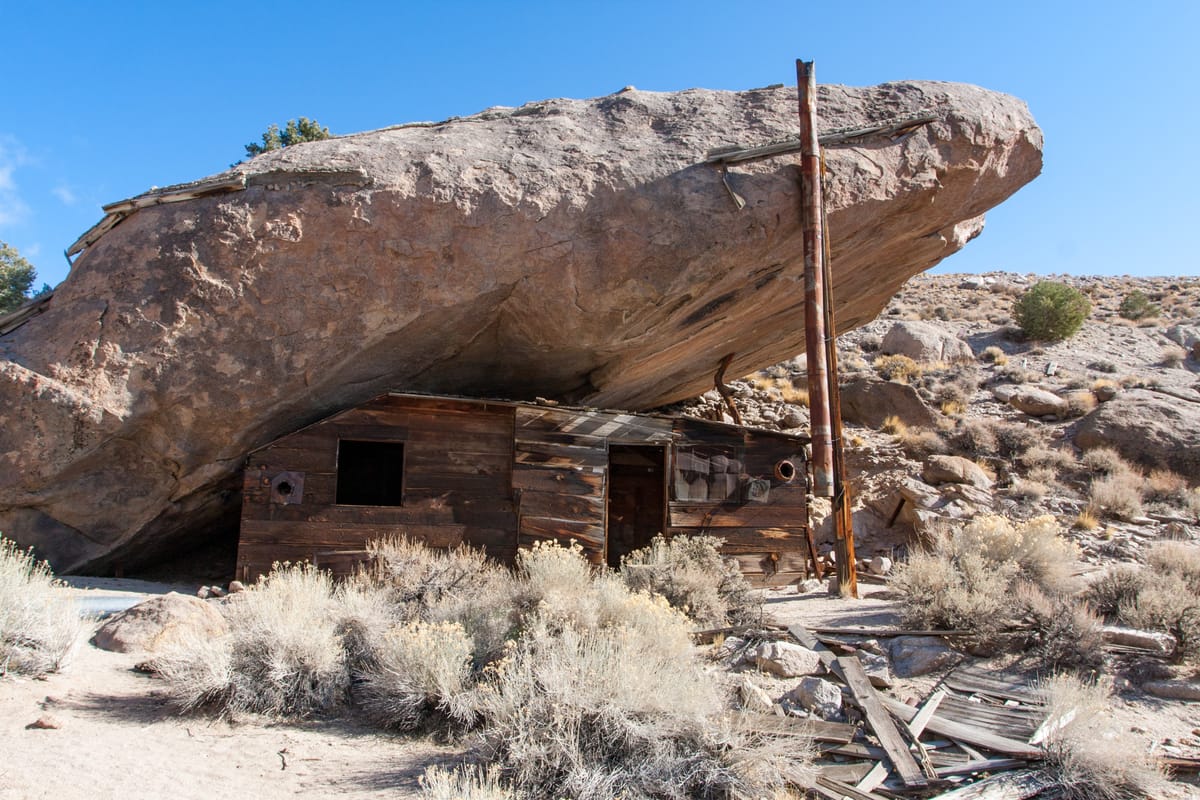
top-left (773, 625), bottom-right (1058, 797)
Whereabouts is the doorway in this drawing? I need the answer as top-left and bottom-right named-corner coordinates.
top-left (606, 445), bottom-right (667, 569)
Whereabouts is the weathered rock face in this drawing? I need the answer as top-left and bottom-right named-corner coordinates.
top-left (840, 378), bottom-right (937, 429)
top-left (1075, 389), bottom-right (1200, 476)
top-left (881, 321), bottom-right (974, 363)
top-left (0, 81), bottom-right (1042, 571)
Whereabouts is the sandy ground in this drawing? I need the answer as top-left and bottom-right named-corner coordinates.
top-left (0, 580), bottom-right (459, 800)
top-left (3, 580), bottom-right (1198, 799)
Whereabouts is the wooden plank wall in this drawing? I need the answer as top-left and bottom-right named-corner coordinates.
top-left (667, 419), bottom-right (810, 585)
top-left (512, 406), bottom-right (672, 563)
top-left (238, 395), bottom-right (517, 580)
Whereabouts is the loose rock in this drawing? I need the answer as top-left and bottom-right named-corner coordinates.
top-left (789, 677), bottom-right (843, 720)
top-left (1009, 386), bottom-right (1067, 417)
top-left (93, 593), bottom-right (229, 654)
top-left (755, 641), bottom-right (823, 678)
top-left (889, 636), bottom-right (959, 677)
top-left (922, 455), bottom-right (994, 489)
top-left (881, 321), bottom-right (975, 363)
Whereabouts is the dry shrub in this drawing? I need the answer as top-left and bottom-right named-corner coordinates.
top-left (1080, 446), bottom-right (1130, 477)
top-left (950, 419), bottom-right (998, 457)
top-left (1063, 391), bottom-right (1097, 418)
top-left (1072, 509), bottom-right (1101, 532)
top-left (0, 535), bottom-right (81, 676)
top-left (1020, 445), bottom-right (1076, 472)
top-left (880, 414), bottom-right (907, 435)
top-left (896, 427), bottom-right (949, 459)
top-left (1144, 468), bottom-right (1191, 510)
top-left (420, 765), bottom-right (513, 800)
top-left (368, 537), bottom-right (517, 667)
top-left (620, 535), bottom-right (759, 628)
top-left (939, 399), bottom-right (967, 416)
top-left (1008, 477), bottom-right (1049, 502)
top-left (1088, 544), bottom-right (1200, 662)
top-left (1017, 585), bottom-right (1104, 675)
top-left (476, 541), bottom-right (811, 800)
top-left (156, 562), bottom-right (350, 716)
top-left (874, 354), bottom-right (923, 383)
top-left (1088, 473), bottom-right (1144, 522)
top-left (1038, 674), bottom-right (1166, 799)
top-left (991, 421), bottom-right (1041, 459)
top-left (1083, 565), bottom-right (1146, 620)
top-left (979, 345), bottom-right (1009, 365)
top-left (1161, 345), bottom-right (1187, 368)
top-left (357, 620), bottom-right (478, 731)
top-left (891, 516), bottom-right (1078, 639)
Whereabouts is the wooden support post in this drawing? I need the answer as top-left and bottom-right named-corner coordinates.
top-left (796, 59), bottom-right (834, 498)
top-left (821, 166), bottom-right (858, 599)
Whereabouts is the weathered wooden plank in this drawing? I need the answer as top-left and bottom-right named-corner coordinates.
top-left (513, 440), bottom-right (607, 467)
top-left (813, 776), bottom-right (890, 800)
top-left (668, 504), bottom-right (808, 528)
top-left (879, 696), bottom-right (1043, 760)
top-left (518, 490), bottom-right (604, 521)
top-left (936, 696), bottom-right (1043, 736)
top-left (943, 667), bottom-right (1044, 706)
top-left (817, 762), bottom-right (875, 783)
top-left (925, 769), bottom-right (1055, 799)
top-left (854, 761), bottom-right (890, 793)
top-left (511, 465), bottom-right (604, 495)
top-left (935, 759), bottom-right (1029, 779)
top-left (519, 516), bottom-right (605, 543)
top-left (685, 526), bottom-right (809, 551)
top-left (727, 553), bottom-right (811, 577)
top-left (909, 689), bottom-right (946, 738)
top-left (837, 656), bottom-right (927, 788)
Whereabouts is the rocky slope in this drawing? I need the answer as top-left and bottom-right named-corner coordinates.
top-left (1, 80), bottom-right (1041, 572)
top-left (672, 272), bottom-right (1200, 568)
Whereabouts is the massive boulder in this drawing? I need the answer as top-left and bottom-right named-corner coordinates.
top-left (0, 81), bottom-right (1042, 571)
top-left (1075, 389), bottom-right (1200, 476)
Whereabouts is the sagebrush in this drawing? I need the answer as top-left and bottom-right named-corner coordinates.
top-left (1013, 281), bottom-right (1091, 341)
top-left (0, 535), bottom-right (81, 676)
top-left (156, 537), bottom-right (811, 797)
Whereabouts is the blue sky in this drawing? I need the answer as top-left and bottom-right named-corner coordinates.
top-left (2, 0), bottom-right (1197, 289)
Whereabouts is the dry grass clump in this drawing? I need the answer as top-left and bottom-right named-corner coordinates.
top-left (1017, 585), bottom-right (1104, 675)
top-left (1087, 471), bottom-right (1144, 522)
top-left (155, 562), bottom-right (351, 716)
top-left (1020, 445), bottom-right (1077, 472)
top-left (357, 620), bottom-right (478, 731)
top-left (476, 541), bottom-right (810, 799)
top-left (896, 426), bottom-right (949, 459)
top-left (949, 419), bottom-right (998, 457)
top-left (0, 535), bottom-right (81, 676)
top-left (979, 345), bottom-right (1009, 365)
top-left (891, 516), bottom-right (1080, 644)
top-left (420, 766), bottom-right (513, 800)
top-left (1079, 446), bottom-right (1129, 476)
top-left (1063, 390), bottom-right (1098, 418)
top-left (1085, 544), bottom-right (1200, 662)
top-left (1007, 477), bottom-right (1049, 502)
top-left (620, 535), bottom-right (759, 628)
top-left (880, 415), bottom-right (907, 435)
top-left (1037, 674), bottom-right (1166, 799)
top-left (873, 354), bottom-right (923, 383)
top-left (1161, 345), bottom-right (1188, 368)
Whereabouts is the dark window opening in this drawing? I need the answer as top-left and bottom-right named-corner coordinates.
top-left (336, 440), bottom-right (406, 506)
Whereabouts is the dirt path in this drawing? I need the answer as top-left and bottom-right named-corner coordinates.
top-left (0, 620), bottom-right (457, 800)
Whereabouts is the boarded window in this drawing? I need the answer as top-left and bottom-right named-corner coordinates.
top-left (673, 445), bottom-right (744, 503)
top-left (336, 440), bottom-right (405, 506)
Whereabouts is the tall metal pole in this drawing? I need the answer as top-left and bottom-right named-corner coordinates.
top-left (797, 60), bottom-right (834, 499)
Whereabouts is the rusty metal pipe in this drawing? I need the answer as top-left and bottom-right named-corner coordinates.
top-left (797, 60), bottom-right (834, 498)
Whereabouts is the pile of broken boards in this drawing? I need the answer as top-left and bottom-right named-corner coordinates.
top-left (724, 624), bottom-right (1071, 799)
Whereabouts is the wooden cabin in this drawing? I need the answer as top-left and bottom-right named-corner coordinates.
top-left (237, 393), bottom-right (814, 584)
